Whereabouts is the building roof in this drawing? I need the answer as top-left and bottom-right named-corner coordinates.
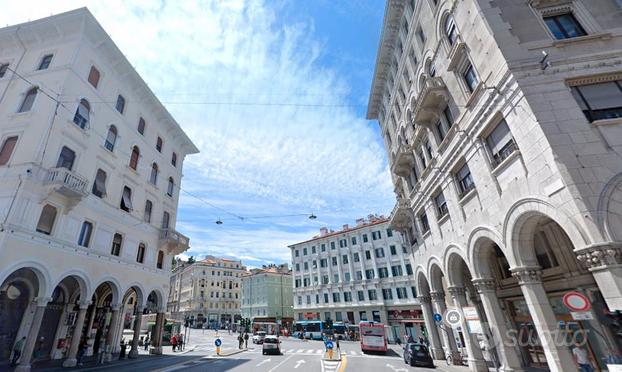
top-left (288, 216), bottom-right (389, 247)
top-left (0, 8), bottom-right (199, 155)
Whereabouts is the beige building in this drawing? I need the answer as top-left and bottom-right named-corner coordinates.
top-left (368, 1), bottom-right (622, 371)
top-left (290, 216), bottom-right (423, 342)
top-left (241, 264), bottom-right (294, 329)
top-left (0, 8), bottom-right (197, 370)
top-left (168, 256), bottom-right (245, 328)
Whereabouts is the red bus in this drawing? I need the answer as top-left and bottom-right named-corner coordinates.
top-left (360, 321), bottom-right (387, 353)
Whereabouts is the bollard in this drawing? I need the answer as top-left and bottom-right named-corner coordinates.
top-left (216, 346), bottom-right (221, 355)
top-left (328, 349), bottom-right (333, 360)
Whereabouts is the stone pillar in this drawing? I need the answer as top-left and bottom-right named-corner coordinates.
top-left (150, 312), bottom-right (165, 355)
top-left (447, 286), bottom-right (488, 372)
top-left (16, 297), bottom-right (51, 372)
top-left (472, 278), bottom-right (523, 372)
top-left (62, 301), bottom-right (91, 367)
top-left (430, 291), bottom-right (459, 360)
top-left (418, 295), bottom-right (444, 360)
top-left (128, 309), bottom-right (143, 359)
top-left (512, 267), bottom-right (575, 372)
top-left (576, 243), bottom-right (622, 311)
top-left (103, 304), bottom-right (120, 362)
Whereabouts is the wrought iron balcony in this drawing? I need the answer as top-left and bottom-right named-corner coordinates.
top-left (389, 198), bottom-right (412, 232)
top-left (43, 167), bottom-right (89, 204)
top-left (159, 228), bottom-right (190, 255)
top-left (412, 76), bottom-right (449, 126)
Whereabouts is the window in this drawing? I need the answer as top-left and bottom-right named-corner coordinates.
top-left (372, 231), bottom-right (381, 240)
top-left (406, 264), bottom-right (413, 275)
top-left (534, 231), bottom-right (559, 269)
top-left (57, 146), bottom-right (76, 170)
top-left (92, 169), bottom-right (107, 197)
top-left (424, 140), bottom-right (433, 160)
top-left (18, 87), bottom-right (37, 113)
top-left (138, 118), bottom-right (146, 135)
top-left (73, 99), bottom-right (90, 129)
top-left (445, 15), bottom-right (457, 45)
top-left (111, 233), bottom-right (122, 256)
top-left (104, 125), bottom-right (117, 151)
top-left (167, 177), bottom-right (175, 197)
top-left (356, 271), bottom-right (362, 280)
top-left (320, 258), bottom-right (327, 268)
top-left (365, 269), bottom-right (375, 279)
top-left (411, 286), bottom-right (417, 298)
top-left (417, 26), bottom-right (426, 44)
top-left (36, 204), bottom-right (57, 235)
top-left (382, 288), bottom-right (393, 300)
top-left (378, 267), bottom-right (389, 278)
top-left (456, 163), bottom-right (475, 196)
top-left (120, 186), bottom-right (133, 212)
top-left (357, 290), bottom-right (365, 301)
top-left (544, 13), bottom-right (586, 40)
top-left (435, 108), bottom-right (453, 143)
top-left (144, 200), bottom-right (153, 223)
top-left (363, 234), bottom-right (368, 243)
top-left (321, 244), bottom-right (326, 252)
top-left (420, 211), bottom-right (430, 233)
top-left (351, 236), bottom-right (357, 245)
top-left (0, 136), bottom-right (18, 166)
top-left (311, 246), bottom-right (316, 254)
top-left (368, 289), bottom-right (378, 301)
top-left (332, 293), bottom-right (341, 303)
top-left (485, 119), bottom-right (517, 167)
top-left (304, 262), bottom-right (309, 270)
top-left (295, 250), bottom-right (299, 257)
top-left (390, 245), bottom-right (397, 255)
top-left (38, 54), bottom-right (53, 70)
top-left (344, 292), bottom-right (352, 302)
top-left (303, 247), bottom-right (308, 255)
top-left (157, 251), bottom-right (164, 269)
top-left (331, 241), bottom-right (336, 250)
top-left (403, 245), bottom-right (408, 254)
top-left (435, 191), bottom-right (448, 219)
top-left (571, 80), bottom-right (622, 122)
top-left (418, 149), bottom-right (427, 169)
top-left (365, 250), bottom-right (371, 260)
top-left (463, 63), bottom-right (479, 93)
top-left (295, 263), bottom-right (300, 272)
top-left (136, 243), bottom-right (146, 263)
top-left (156, 137), bottom-right (163, 152)
top-left (116, 95), bottom-right (126, 114)
top-left (322, 275), bottom-right (329, 284)
top-left (386, 228), bottom-right (393, 237)
top-left (428, 62), bottom-right (436, 77)
top-left (396, 287), bottom-right (408, 299)
top-left (323, 293), bottom-right (329, 303)
top-left (129, 146), bottom-right (140, 170)
top-left (172, 152), bottom-right (177, 167)
top-left (391, 265), bottom-right (403, 277)
top-left (375, 247), bottom-right (385, 258)
top-left (344, 272), bottom-right (351, 282)
top-left (342, 255), bottom-right (349, 264)
top-left (353, 252), bottom-right (360, 262)
top-left (0, 63), bottom-right (8, 78)
top-left (332, 257), bottom-right (338, 266)
top-left (306, 295), bottom-right (311, 305)
top-left (88, 66), bottom-right (100, 88)
top-left (77, 221), bottom-right (93, 247)
top-left (150, 163), bottom-right (159, 185)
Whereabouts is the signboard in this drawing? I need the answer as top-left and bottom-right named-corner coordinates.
top-left (325, 341), bottom-right (333, 349)
top-left (215, 339), bottom-right (222, 347)
top-left (571, 311), bottom-right (594, 320)
top-left (388, 310), bottom-right (422, 320)
top-left (433, 313), bottom-right (442, 323)
top-left (444, 309), bottom-right (462, 328)
top-left (462, 307), bottom-right (479, 320)
top-left (462, 307), bottom-right (482, 334)
top-left (563, 291), bottom-right (591, 312)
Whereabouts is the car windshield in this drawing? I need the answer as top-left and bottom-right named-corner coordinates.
top-left (264, 338), bottom-right (279, 344)
top-left (410, 344), bottom-right (428, 352)
top-left (256, 332), bottom-right (266, 336)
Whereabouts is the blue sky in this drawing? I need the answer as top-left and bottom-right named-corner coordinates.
top-left (1, 0), bottom-right (394, 268)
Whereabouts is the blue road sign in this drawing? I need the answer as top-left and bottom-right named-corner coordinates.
top-left (433, 313), bottom-right (442, 323)
top-left (326, 341), bottom-right (334, 349)
top-left (215, 339), bottom-right (222, 347)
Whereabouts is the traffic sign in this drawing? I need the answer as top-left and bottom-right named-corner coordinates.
top-left (215, 338), bottom-right (222, 347)
top-left (445, 309), bottom-right (462, 328)
top-left (433, 313), bottom-right (442, 323)
top-left (326, 341), bottom-right (334, 349)
top-left (563, 291), bottom-right (591, 312)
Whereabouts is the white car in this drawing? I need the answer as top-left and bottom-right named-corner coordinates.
top-left (252, 331), bottom-right (267, 344)
top-left (262, 335), bottom-right (281, 355)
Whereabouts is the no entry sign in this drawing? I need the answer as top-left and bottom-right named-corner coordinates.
top-left (563, 291), bottom-right (591, 312)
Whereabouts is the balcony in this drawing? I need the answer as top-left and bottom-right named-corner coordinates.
top-left (389, 198), bottom-right (412, 232)
top-left (39, 166), bottom-right (89, 210)
top-left (412, 76), bottom-right (449, 126)
top-left (390, 143), bottom-right (415, 178)
top-left (159, 228), bottom-right (190, 255)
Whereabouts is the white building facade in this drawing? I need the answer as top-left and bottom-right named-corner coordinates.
top-left (290, 217), bottom-right (423, 342)
top-left (368, 1), bottom-right (622, 371)
top-left (0, 9), bottom-right (197, 370)
top-left (240, 264), bottom-right (294, 329)
top-left (168, 256), bottom-right (245, 329)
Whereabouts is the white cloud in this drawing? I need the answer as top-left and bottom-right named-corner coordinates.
top-left (0, 0), bottom-right (394, 266)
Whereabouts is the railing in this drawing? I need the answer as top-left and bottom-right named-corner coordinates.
top-left (159, 228), bottom-right (190, 254)
top-left (45, 167), bottom-right (88, 195)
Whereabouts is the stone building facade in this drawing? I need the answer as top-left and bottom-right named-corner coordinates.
top-left (168, 256), bottom-right (245, 329)
top-left (240, 264), bottom-right (294, 329)
top-left (290, 216), bottom-right (423, 342)
top-left (0, 9), bottom-right (197, 370)
top-left (368, 1), bottom-right (622, 371)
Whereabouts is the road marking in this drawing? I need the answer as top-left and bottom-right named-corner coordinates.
top-left (296, 349), bottom-right (304, 353)
top-left (256, 358), bottom-right (271, 367)
top-left (316, 349), bottom-right (323, 354)
top-left (267, 353), bottom-right (296, 372)
top-left (338, 355), bottom-right (348, 372)
top-left (349, 350), bottom-right (356, 355)
top-left (294, 359), bottom-right (306, 368)
top-left (385, 363), bottom-right (408, 372)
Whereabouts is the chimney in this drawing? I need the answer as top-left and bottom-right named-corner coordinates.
top-left (342, 224), bottom-right (349, 231)
top-left (356, 218), bottom-right (365, 226)
top-left (320, 227), bottom-right (328, 236)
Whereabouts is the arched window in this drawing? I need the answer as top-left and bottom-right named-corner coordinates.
top-left (116, 95), bottom-right (126, 114)
top-left (157, 251), bottom-right (164, 269)
top-left (162, 211), bottom-right (170, 229)
top-left (18, 87), bottom-right (38, 113)
top-left (138, 117), bottom-right (146, 135)
top-left (137, 243), bottom-right (146, 263)
top-left (171, 152), bottom-right (177, 167)
top-left (88, 66), bottom-right (100, 88)
top-left (73, 99), bottom-right (90, 129)
top-left (111, 233), bottom-right (122, 256)
top-left (150, 163), bottom-right (159, 185)
top-left (445, 15), bottom-right (457, 45)
top-left (167, 177), bottom-right (174, 197)
top-left (105, 125), bottom-right (117, 151)
top-left (36, 204), bottom-right (57, 235)
top-left (129, 146), bottom-right (140, 170)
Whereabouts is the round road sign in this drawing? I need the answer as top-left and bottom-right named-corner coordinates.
top-left (433, 313), bottom-right (442, 323)
top-left (326, 341), bottom-right (334, 349)
top-left (563, 291), bottom-right (591, 312)
top-left (215, 338), bottom-right (222, 347)
top-left (445, 309), bottom-right (462, 327)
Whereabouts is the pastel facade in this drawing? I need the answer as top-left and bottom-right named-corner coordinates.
top-left (240, 264), bottom-right (294, 328)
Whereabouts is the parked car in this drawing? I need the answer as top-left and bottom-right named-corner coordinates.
top-left (262, 335), bottom-right (281, 355)
top-left (404, 343), bottom-right (435, 368)
top-left (252, 331), bottom-right (267, 344)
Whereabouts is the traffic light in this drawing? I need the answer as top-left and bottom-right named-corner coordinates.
top-left (325, 319), bottom-right (333, 329)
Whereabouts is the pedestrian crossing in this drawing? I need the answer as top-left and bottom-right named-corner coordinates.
top-left (245, 348), bottom-right (367, 356)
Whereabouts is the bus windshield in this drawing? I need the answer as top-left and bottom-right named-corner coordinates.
top-left (362, 327), bottom-right (384, 337)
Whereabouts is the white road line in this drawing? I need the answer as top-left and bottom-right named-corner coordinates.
top-left (350, 350), bottom-right (356, 355)
top-left (296, 349), bottom-right (304, 353)
top-left (267, 353), bottom-right (296, 372)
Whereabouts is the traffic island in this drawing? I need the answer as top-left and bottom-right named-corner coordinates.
top-left (213, 348), bottom-right (247, 357)
top-left (322, 350), bottom-right (342, 361)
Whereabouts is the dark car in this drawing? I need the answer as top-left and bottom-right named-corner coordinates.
top-left (404, 343), bottom-right (435, 368)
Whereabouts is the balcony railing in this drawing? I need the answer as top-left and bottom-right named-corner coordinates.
top-left (159, 228), bottom-right (190, 255)
top-left (412, 76), bottom-right (449, 126)
top-left (44, 167), bottom-right (89, 199)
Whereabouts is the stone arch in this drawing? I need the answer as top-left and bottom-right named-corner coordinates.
top-left (443, 244), bottom-right (472, 287)
top-left (467, 226), bottom-right (514, 278)
top-left (123, 282), bottom-right (146, 309)
top-left (91, 277), bottom-right (122, 305)
top-left (146, 287), bottom-right (166, 312)
top-left (504, 198), bottom-right (590, 267)
top-left (52, 269), bottom-right (91, 301)
top-left (0, 260), bottom-right (52, 298)
top-left (434, 1), bottom-right (457, 47)
top-left (415, 269), bottom-right (431, 296)
top-left (597, 172), bottom-right (622, 242)
top-left (427, 256), bottom-right (445, 292)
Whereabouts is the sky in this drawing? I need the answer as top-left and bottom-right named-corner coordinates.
top-left (0, 0), bottom-right (394, 268)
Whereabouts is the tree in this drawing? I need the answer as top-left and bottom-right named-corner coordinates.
top-left (187, 256), bottom-right (195, 264)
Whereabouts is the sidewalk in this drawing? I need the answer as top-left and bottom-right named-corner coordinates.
top-left (387, 344), bottom-right (471, 372)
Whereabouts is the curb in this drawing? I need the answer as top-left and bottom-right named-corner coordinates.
top-left (213, 348), bottom-right (248, 357)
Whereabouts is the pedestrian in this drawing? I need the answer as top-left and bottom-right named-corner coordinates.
top-left (573, 342), bottom-right (594, 372)
top-left (178, 334), bottom-right (184, 351)
top-left (77, 338), bottom-right (88, 366)
top-left (171, 334), bottom-right (178, 352)
top-left (10, 336), bottom-right (26, 366)
top-left (238, 334), bottom-right (244, 349)
top-left (119, 339), bottom-right (127, 359)
top-left (407, 334), bottom-right (414, 344)
top-left (244, 332), bottom-right (249, 348)
top-left (336, 338), bottom-right (340, 353)
top-left (418, 336), bottom-right (425, 344)
top-left (144, 335), bottom-right (150, 351)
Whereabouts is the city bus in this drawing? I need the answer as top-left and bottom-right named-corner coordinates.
top-left (360, 321), bottom-right (387, 353)
top-left (293, 320), bottom-right (324, 340)
top-left (333, 322), bottom-right (347, 340)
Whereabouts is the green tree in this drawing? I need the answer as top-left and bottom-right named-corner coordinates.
top-left (187, 256), bottom-right (195, 264)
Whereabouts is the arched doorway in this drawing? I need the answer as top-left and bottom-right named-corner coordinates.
top-left (86, 281), bottom-right (120, 362)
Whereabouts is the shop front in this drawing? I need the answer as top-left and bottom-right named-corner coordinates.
top-left (387, 308), bottom-right (424, 343)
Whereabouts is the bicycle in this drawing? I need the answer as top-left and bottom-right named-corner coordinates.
top-left (446, 350), bottom-right (468, 366)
